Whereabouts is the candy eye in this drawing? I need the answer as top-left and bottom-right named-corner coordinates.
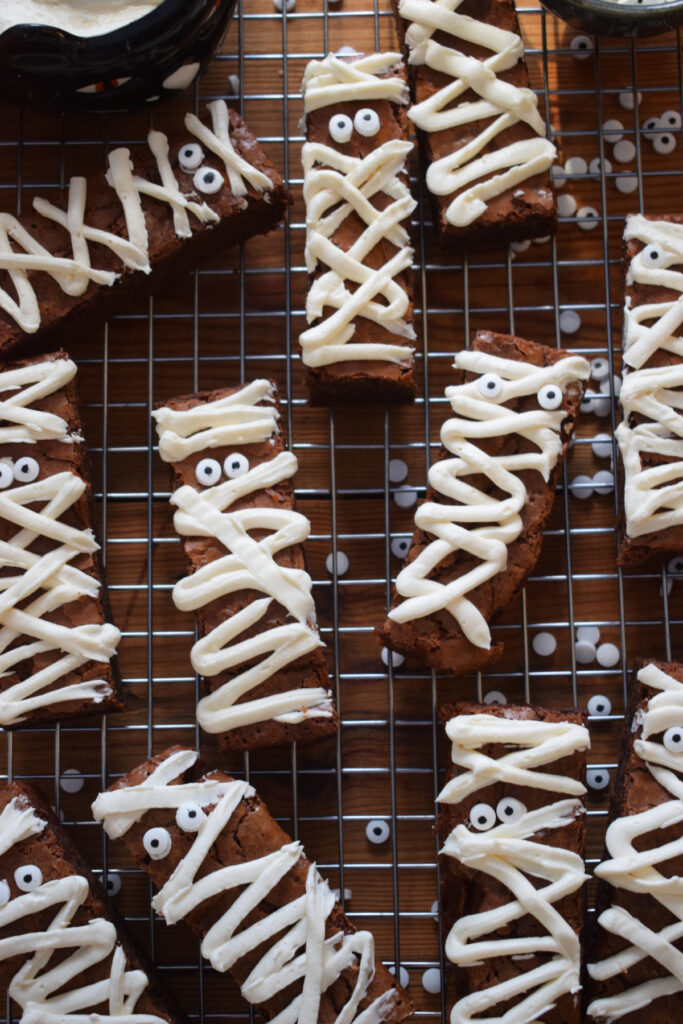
top-left (538, 384), bottom-right (563, 410)
top-left (195, 458), bottom-right (222, 487)
top-left (176, 804), bottom-right (205, 832)
top-left (477, 373), bottom-right (503, 399)
top-left (663, 727), bottom-right (683, 754)
top-left (470, 803), bottom-right (496, 831)
top-left (224, 453), bottom-right (249, 479)
top-left (0, 462), bottom-right (13, 489)
top-left (14, 456), bottom-right (39, 483)
top-left (0, 880), bottom-right (9, 906)
top-left (587, 694), bottom-right (612, 717)
top-left (14, 865), bottom-right (42, 892)
top-left (104, 873), bottom-right (122, 896)
top-left (142, 827), bottom-right (172, 860)
top-left (642, 244), bottom-right (664, 267)
top-left (354, 108), bottom-right (380, 137)
top-left (586, 767), bottom-right (609, 790)
top-left (193, 166), bottom-right (225, 195)
top-left (178, 142), bottom-right (204, 172)
top-left (328, 113), bottom-right (353, 144)
top-left (496, 797), bottom-right (526, 824)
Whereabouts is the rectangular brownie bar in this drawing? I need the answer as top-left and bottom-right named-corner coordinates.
top-left (393, 0), bottom-right (557, 250)
top-left (152, 378), bottom-right (338, 751)
top-left (587, 659), bottom-right (683, 1021)
top-left (299, 52), bottom-right (416, 405)
top-left (0, 780), bottom-right (187, 1024)
top-left (0, 100), bottom-right (288, 356)
top-left (616, 214), bottom-right (683, 567)
top-left (0, 350), bottom-right (123, 728)
top-left (437, 702), bottom-right (589, 1024)
top-left (378, 330), bottom-right (589, 675)
top-left (92, 746), bottom-right (413, 1024)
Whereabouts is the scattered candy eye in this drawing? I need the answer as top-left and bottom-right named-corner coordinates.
top-left (663, 727), bottom-right (683, 753)
top-left (559, 309), bottom-right (582, 334)
top-left (430, 898), bottom-right (439, 921)
top-left (178, 142), bottom-right (204, 171)
top-left (590, 357), bottom-right (610, 381)
top-left (328, 113), bottom-right (353, 144)
top-left (60, 768), bottom-right (84, 794)
top-left (596, 642), bottom-right (620, 668)
top-left (470, 803), bottom-right (496, 831)
top-left (532, 631), bottom-right (557, 657)
top-left (325, 551), bottom-right (350, 576)
top-left (591, 393), bottom-right (612, 418)
top-left (15, 865), bottom-right (42, 892)
top-left (13, 456), bottom-right (39, 483)
top-left (354, 108), bottom-right (380, 137)
top-left (575, 638), bottom-right (597, 663)
top-left (570, 474), bottom-right (594, 500)
top-left (618, 90), bottom-right (642, 110)
top-left (557, 193), bottom-right (577, 218)
top-left (496, 797), bottom-right (526, 823)
top-left (273, 0), bottom-right (296, 11)
top-left (388, 965), bottom-right (410, 988)
top-left (577, 206), bottom-right (599, 231)
top-left (570, 34), bottom-right (593, 58)
top-left (224, 453), bottom-right (249, 479)
top-left (577, 625), bottom-right (601, 645)
top-left (421, 968), bottom-right (442, 994)
top-left (389, 458), bottom-right (409, 484)
top-left (391, 536), bottom-right (411, 559)
top-left (588, 156), bottom-right (612, 175)
top-left (592, 433), bottom-right (612, 459)
top-left (142, 827), bottom-right (172, 860)
top-left (642, 116), bottom-right (662, 139)
top-left (537, 383), bottom-right (563, 410)
top-left (641, 244), bottom-right (664, 268)
top-left (104, 872), bottom-right (122, 896)
top-left (602, 118), bottom-right (624, 142)
top-left (483, 689), bottom-right (507, 705)
top-left (592, 469), bottom-right (614, 495)
top-left (381, 647), bottom-right (404, 668)
top-left (587, 694), bottom-right (612, 717)
top-left (176, 804), bottom-right (206, 832)
top-left (510, 239), bottom-right (531, 253)
top-left (0, 880), bottom-right (9, 907)
top-left (550, 164), bottom-right (567, 188)
top-left (586, 766), bottom-right (610, 790)
top-left (564, 155), bottom-right (587, 175)
top-left (228, 74), bottom-right (240, 96)
top-left (612, 139), bottom-right (636, 164)
top-left (366, 819), bottom-right (390, 844)
top-left (667, 555), bottom-right (683, 575)
top-left (660, 109), bottom-right (681, 130)
top-left (0, 462), bottom-right (13, 489)
top-left (195, 457), bottom-right (222, 487)
top-left (193, 166), bottom-right (225, 195)
top-left (615, 173), bottom-right (639, 195)
top-left (653, 133), bottom-right (676, 155)
top-left (477, 372), bottom-right (504, 398)
top-left (393, 484), bottom-right (418, 509)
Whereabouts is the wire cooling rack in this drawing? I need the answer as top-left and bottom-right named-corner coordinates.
top-left (2, 1), bottom-right (683, 1020)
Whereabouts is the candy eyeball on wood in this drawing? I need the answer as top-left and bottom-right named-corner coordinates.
top-left (178, 142), bottom-right (204, 172)
top-left (176, 804), bottom-right (206, 832)
top-left (483, 689), bottom-right (507, 705)
top-left (14, 456), bottom-right (39, 483)
top-left (14, 865), bottom-right (42, 892)
top-left (667, 555), bottom-right (683, 575)
top-left (328, 113), bottom-right (353, 144)
top-left (143, 827), bottom-right (172, 860)
top-left (470, 803), bottom-right (496, 831)
top-left (586, 767), bottom-right (610, 791)
top-left (0, 462), bottom-right (13, 489)
top-left (477, 372), bottom-right (504, 399)
top-left (354, 108), bottom-right (380, 137)
top-left (587, 694), bottom-right (612, 717)
top-left (661, 109), bottom-right (681, 130)
top-left (104, 873), bottom-right (122, 896)
top-left (653, 133), bottom-right (676, 155)
top-left (224, 453), bottom-right (249, 479)
top-left (537, 383), bottom-right (563, 410)
top-left (366, 819), bottom-right (390, 844)
top-left (195, 458), bottom-right (222, 487)
top-left (496, 797), bottom-right (526, 824)
top-left (391, 536), bottom-right (411, 559)
top-left (663, 726), bottom-right (683, 754)
top-left (193, 166), bottom-right (225, 195)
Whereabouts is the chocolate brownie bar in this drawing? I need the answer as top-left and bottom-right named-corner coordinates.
top-left (378, 330), bottom-right (589, 674)
top-left (0, 351), bottom-right (123, 728)
top-left (437, 702), bottom-right (589, 1023)
top-left (0, 100), bottom-right (288, 356)
top-left (0, 780), bottom-right (187, 1024)
top-left (92, 746), bottom-right (413, 1024)
top-left (616, 214), bottom-right (683, 567)
top-left (152, 379), bottom-right (338, 751)
top-left (393, 0), bottom-right (557, 250)
top-left (299, 52), bottom-right (416, 405)
top-left (587, 659), bottom-right (683, 1021)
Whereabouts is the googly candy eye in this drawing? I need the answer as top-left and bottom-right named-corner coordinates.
top-left (14, 865), bottom-right (42, 892)
top-left (587, 694), bottom-right (612, 717)
top-left (641, 244), bottom-right (664, 268)
top-left (661, 109), bottom-right (682, 130)
top-left (224, 453), bottom-right (249, 479)
top-left (537, 383), bottom-right (563, 410)
top-left (470, 803), bottom-right (496, 831)
top-left (193, 166), bottom-right (225, 195)
top-left (13, 456), bottom-right (39, 483)
top-left (496, 797), bottom-right (526, 824)
top-left (142, 827), bottom-right (172, 860)
top-left (391, 536), bottom-right (411, 559)
top-left (195, 458), bottom-right (222, 487)
top-left (0, 462), bottom-right (12, 489)
top-left (354, 108), bottom-right (380, 137)
top-left (477, 373), bottom-right (504, 399)
top-left (653, 133), bottom-right (676, 156)
top-left (176, 804), bottom-right (205, 832)
top-left (328, 113), bottom-right (353, 144)
top-left (667, 555), bottom-right (683, 575)
top-left (178, 142), bottom-right (204, 171)
top-left (663, 727), bottom-right (683, 754)
top-left (586, 767), bottom-right (610, 791)
top-left (0, 880), bottom-right (9, 906)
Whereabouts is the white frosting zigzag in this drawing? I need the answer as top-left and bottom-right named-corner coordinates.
top-left (0, 795), bottom-right (167, 1024)
top-left (153, 380), bottom-right (333, 735)
top-left (588, 662), bottom-right (683, 1021)
top-left (616, 214), bottom-right (683, 541)
top-left (92, 748), bottom-right (398, 1024)
top-left (388, 347), bottom-right (589, 649)
top-left (0, 357), bottom-right (78, 444)
top-left (300, 53), bottom-right (416, 368)
top-left (439, 713), bottom-right (590, 1024)
top-left (399, 0), bottom-right (556, 227)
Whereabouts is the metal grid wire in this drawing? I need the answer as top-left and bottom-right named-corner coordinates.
top-left (2, 1), bottom-right (683, 1020)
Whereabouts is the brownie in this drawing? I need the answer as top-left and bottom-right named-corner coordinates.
top-left (92, 746), bottom-right (413, 1024)
top-left (616, 214), bottom-right (683, 567)
top-left (0, 102), bottom-right (288, 357)
top-left (0, 350), bottom-right (124, 728)
top-left (437, 702), bottom-right (588, 1024)
top-left (586, 659), bottom-right (683, 1021)
top-left (300, 53), bottom-right (416, 405)
top-left (0, 780), bottom-right (187, 1024)
top-left (377, 330), bottom-right (588, 674)
top-left (153, 380), bottom-right (338, 751)
top-left (393, 0), bottom-right (557, 250)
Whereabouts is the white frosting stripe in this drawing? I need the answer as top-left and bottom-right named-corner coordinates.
top-left (300, 54), bottom-right (416, 368)
top-left (0, 358), bottom-right (77, 444)
top-left (0, 795), bottom-right (167, 1024)
top-left (587, 663), bottom-right (683, 1020)
top-left (153, 382), bottom-right (333, 736)
top-left (92, 749), bottom-right (399, 1024)
top-left (439, 711), bottom-right (589, 1024)
top-left (388, 346), bottom-right (590, 649)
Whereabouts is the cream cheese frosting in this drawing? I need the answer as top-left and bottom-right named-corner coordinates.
top-left (0, 0), bottom-right (164, 38)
